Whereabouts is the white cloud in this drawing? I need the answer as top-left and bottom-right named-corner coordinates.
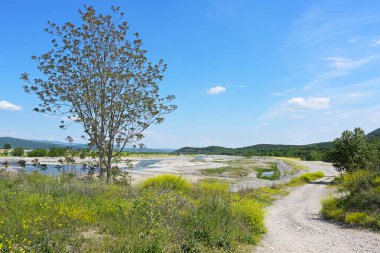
top-left (284, 97), bottom-right (331, 110)
top-left (207, 86), bottom-right (226, 94)
top-left (0, 100), bottom-right (22, 111)
top-left (323, 56), bottom-right (374, 77)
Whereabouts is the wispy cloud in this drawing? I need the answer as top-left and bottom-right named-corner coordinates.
top-left (0, 100), bottom-right (22, 111)
top-left (323, 56), bottom-right (375, 77)
top-left (284, 97), bottom-right (331, 110)
top-left (207, 86), bottom-right (226, 94)
top-left (345, 92), bottom-right (366, 98)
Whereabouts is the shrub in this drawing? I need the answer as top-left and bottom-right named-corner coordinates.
top-left (230, 197), bottom-right (266, 236)
top-left (344, 212), bottom-right (376, 226)
top-left (321, 196), bottom-right (345, 222)
top-left (299, 171), bottom-right (324, 182)
top-left (288, 171), bottom-right (325, 186)
top-left (27, 148), bottom-right (48, 157)
top-left (12, 147), bottom-right (25, 157)
top-left (321, 169), bottom-right (380, 230)
top-left (141, 175), bottom-right (191, 192)
top-left (341, 170), bottom-right (380, 211)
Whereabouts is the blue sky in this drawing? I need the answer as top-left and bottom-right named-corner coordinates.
top-left (0, 0), bottom-right (380, 148)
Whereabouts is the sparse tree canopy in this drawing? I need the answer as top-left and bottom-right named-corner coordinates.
top-left (21, 6), bottom-right (176, 181)
top-left (330, 128), bottom-right (377, 173)
top-left (3, 144), bottom-right (11, 150)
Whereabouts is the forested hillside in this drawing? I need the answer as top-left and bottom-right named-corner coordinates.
top-left (175, 128), bottom-right (380, 161)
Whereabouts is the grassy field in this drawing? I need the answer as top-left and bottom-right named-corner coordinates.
top-left (0, 172), bottom-right (266, 252)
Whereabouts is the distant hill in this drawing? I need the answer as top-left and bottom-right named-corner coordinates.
top-left (0, 136), bottom-right (174, 153)
top-left (123, 148), bottom-right (176, 153)
top-left (367, 128), bottom-right (380, 140)
top-left (0, 137), bottom-right (68, 149)
top-left (175, 129), bottom-right (380, 161)
top-left (175, 142), bottom-right (333, 160)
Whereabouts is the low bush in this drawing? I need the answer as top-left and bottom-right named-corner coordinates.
top-left (141, 174), bottom-right (192, 192)
top-left (288, 171), bottom-right (325, 186)
top-left (321, 169), bottom-right (380, 230)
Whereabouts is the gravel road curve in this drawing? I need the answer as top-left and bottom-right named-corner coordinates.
top-left (254, 161), bottom-right (380, 253)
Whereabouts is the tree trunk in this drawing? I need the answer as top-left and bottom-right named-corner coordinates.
top-left (99, 152), bottom-right (106, 180)
top-left (106, 154), bottom-right (113, 183)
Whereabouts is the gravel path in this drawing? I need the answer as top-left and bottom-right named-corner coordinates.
top-left (254, 161), bottom-right (380, 253)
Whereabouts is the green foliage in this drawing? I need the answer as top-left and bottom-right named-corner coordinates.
top-left (12, 147), bottom-right (25, 157)
top-left (321, 197), bottom-right (345, 222)
top-left (0, 173), bottom-right (266, 252)
top-left (175, 128), bottom-right (380, 162)
top-left (27, 148), bottom-right (48, 157)
top-left (48, 147), bottom-right (67, 157)
top-left (3, 143), bottom-right (11, 149)
top-left (141, 175), bottom-right (192, 192)
top-left (245, 186), bottom-right (289, 206)
top-left (321, 169), bottom-right (380, 230)
top-left (287, 172), bottom-right (325, 186)
top-left (199, 180), bottom-right (229, 195)
top-left (175, 143), bottom-right (332, 161)
top-left (329, 128), bottom-right (378, 173)
top-left (22, 5), bottom-right (176, 181)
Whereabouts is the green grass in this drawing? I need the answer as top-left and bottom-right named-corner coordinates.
top-left (287, 171), bottom-right (325, 186)
top-left (0, 172), bottom-right (265, 252)
top-left (244, 186), bottom-right (289, 206)
top-left (321, 169), bottom-right (380, 230)
top-left (254, 163), bottom-right (280, 180)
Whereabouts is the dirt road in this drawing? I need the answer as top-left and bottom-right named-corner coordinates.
top-left (254, 161), bottom-right (380, 253)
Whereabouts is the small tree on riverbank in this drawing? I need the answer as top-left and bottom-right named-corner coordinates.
top-left (329, 128), bottom-right (377, 173)
top-left (22, 6), bottom-right (176, 181)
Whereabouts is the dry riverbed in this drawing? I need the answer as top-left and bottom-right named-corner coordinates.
top-left (0, 155), bottom-right (294, 188)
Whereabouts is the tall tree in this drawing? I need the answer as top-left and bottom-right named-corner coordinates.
top-left (3, 144), bottom-right (11, 150)
top-left (330, 128), bottom-right (377, 173)
top-left (21, 6), bottom-right (176, 181)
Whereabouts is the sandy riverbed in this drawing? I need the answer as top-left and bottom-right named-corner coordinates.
top-left (0, 155), bottom-right (293, 187)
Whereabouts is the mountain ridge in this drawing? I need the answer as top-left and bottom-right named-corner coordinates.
top-left (0, 136), bottom-right (175, 153)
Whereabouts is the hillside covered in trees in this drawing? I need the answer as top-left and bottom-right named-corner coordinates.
top-left (175, 128), bottom-right (380, 161)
